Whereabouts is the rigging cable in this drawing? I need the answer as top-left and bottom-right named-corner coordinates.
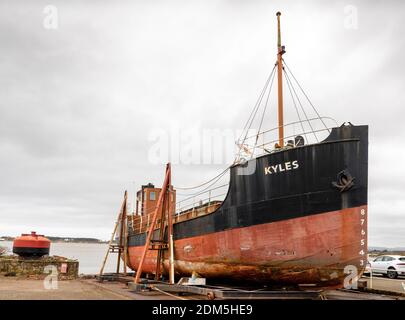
top-left (283, 68), bottom-right (309, 142)
top-left (238, 64), bottom-right (277, 148)
top-left (283, 60), bottom-right (330, 133)
top-left (175, 168), bottom-right (230, 198)
top-left (174, 165), bottom-right (230, 190)
top-left (237, 64), bottom-right (276, 144)
top-left (251, 66), bottom-right (277, 157)
top-left (130, 168), bottom-right (230, 218)
top-left (172, 61), bottom-right (328, 193)
top-left (283, 67), bottom-right (319, 142)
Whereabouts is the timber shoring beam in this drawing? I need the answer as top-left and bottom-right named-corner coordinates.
top-left (134, 163), bottom-right (173, 284)
top-left (99, 191), bottom-right (128, 277)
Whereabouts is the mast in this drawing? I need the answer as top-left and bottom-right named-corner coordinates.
top-left (276, 12), bottom-right (285, 147)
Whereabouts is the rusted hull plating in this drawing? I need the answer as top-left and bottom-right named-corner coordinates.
top-left (127, 205), bottom-right (367, 286)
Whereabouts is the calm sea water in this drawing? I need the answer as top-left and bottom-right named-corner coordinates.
top-left (0, 241), bottom-right (120, 274)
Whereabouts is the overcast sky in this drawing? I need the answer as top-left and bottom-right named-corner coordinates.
top-left (0, 0), bottom-right (404, 247)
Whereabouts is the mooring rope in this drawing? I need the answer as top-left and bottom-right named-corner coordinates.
top-left (150, 285), bottom-right (189, 300)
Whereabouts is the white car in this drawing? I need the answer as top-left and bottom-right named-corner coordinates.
top-left (369, 255), bottom-right (405, 279)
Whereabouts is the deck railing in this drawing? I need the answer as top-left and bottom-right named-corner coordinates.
top-left (175, 183), bottom-right (229, 214)
top-left (237, 116), bottom-right (337, 159)
top-left (127, 182), bottom-right (230, 233)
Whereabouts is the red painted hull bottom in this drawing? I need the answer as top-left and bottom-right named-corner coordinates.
top-left (127, 205), bottom-right (367, 287)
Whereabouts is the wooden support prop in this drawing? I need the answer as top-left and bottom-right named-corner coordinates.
top-left (155, 189), bottom-right (168, 280)
top-left (99, 190), bottom-right (127, 276)
top-left (134, 163), bottom-right (171, 284)
top-left (122, 191), bottom-right (128, 276)
top-left (116, 191), bottom-right (127, 274)
top-left (167, 172), bottom-right (175, 284)
top-left (99, 220), bottom-right (119, 276)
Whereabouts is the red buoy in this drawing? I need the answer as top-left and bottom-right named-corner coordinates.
top-left (13, 231), bottom-right (51, 257)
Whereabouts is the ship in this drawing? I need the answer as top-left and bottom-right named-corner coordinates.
top-left (122, 12), bottom-right (368, 287)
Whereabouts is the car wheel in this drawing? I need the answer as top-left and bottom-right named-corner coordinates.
top-left (387, 269), bottom-right (398, 279)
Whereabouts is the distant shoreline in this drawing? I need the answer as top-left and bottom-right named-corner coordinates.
top-left (0, 237), bottom-right (108, 244)
top-left (50, 240), bottom-right (108, 244)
